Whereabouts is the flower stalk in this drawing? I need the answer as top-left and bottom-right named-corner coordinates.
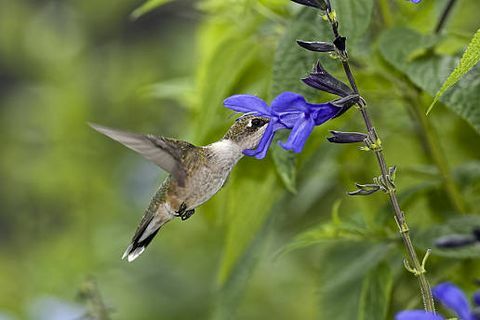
top-left (320, 3), bottom-right (436, 313)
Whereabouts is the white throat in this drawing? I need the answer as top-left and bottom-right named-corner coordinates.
top-left (207, 139), bottom-right (244, 163)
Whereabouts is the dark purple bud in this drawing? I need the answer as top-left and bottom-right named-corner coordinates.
top-left (302, 61), bottom-right (353, 97)
top-left (297, 40), bottom-right (335, 52)
top-left (327, 130), bottom-right (367, 144)
top-left (474, 228), bottom-right (480, 241)
top-left (434, 234), bottom-right (477, 249)
top-left (348, 183), bottom-right (380, 196)
top-left (474, 291), bottom-right (480, 307)
top-left (290, 0), bottom-right (330, 10)
top-left (333, 36), bottom-right (347, 51)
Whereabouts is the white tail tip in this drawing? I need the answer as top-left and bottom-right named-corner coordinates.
top-left (122, 245), bottom-right (145, 262)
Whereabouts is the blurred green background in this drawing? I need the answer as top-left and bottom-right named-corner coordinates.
top-left (0, 0), bottom-right (479, 319)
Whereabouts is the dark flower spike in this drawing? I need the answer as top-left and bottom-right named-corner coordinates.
top-left (435, 234), bottom-right (477, 249)
top-left (327, 130), bottom-right (367, 144)
top-left (290, 0), bottom-right (330, 10)
top-left (296, 40), bottom-right (335, 52)
top-left (302, 61), bottom-right (353, 97)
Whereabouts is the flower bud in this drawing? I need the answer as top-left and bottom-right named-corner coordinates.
top-left (302, 61), bottom-right (353, 97)
top-left (434, 234), bottom-right (477, 248)
top-left (290, 0), bottom-right (330, 10)
top-left (297, 40), bottom-right (335, 52)
top-left (327, 130), bottom-right (367, 143)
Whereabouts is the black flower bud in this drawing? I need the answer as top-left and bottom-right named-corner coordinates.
top-left (302, 61), bottom-right (353, 97)
top-left (333, 36), bottom-right (347, 52)
top-left (434, 234), bottom-right (477, 249)
top-left (290, 0), bottom-right (330, 10)
top-left (327, 130), bottom-right (367, 144)
top-left (297, 40), bottom-right (335, 52)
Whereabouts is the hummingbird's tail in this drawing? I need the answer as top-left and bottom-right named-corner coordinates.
top-left (122, 206), bottom-right (173, 262)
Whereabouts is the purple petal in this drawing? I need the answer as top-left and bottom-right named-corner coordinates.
top-left (279, 115), bottom-right (315, 153)
top-left (433, 283), bottom-right (473, 320)
top-left (311, 103), bottom-right (342, 125)
top-left (395, 310), bottom-right (444, 320)
top-left (473, 291), bottom-right (480, 307)
top-left (243, 121), bottom-right (275, 159)
top-left (271, 92), bottom-right (309, 113)
top-left (224, 95), bottom-right (270, 115)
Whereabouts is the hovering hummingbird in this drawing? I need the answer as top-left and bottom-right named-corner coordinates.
top-left (89, 115), bottom-right (269, 262)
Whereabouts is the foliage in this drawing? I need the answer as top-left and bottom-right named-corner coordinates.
top-left (0, 0), bottom-right (479, 319)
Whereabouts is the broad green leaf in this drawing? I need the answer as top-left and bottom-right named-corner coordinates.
top-left (318, 242), bottom-right (392, 319)
top-left (131, 0), bottom-right (175, 20)
top-left (332, 0), bottom-right (374, 43)
top-left (278, 201), bottom-right (384, 256)
top-left (271, 131), bottom-right (297, 193)
top-left (358, 262), bottom-right (393, 320)
top-left (379, 27), bottom-right (480, 135)
top-left (414, 215), bottom-right (480, 258)
top-left (217, 169), bottom-right (281, 284)
top-left (427, 28), bottom-right (480, 114)
top-left (194, 21), bottom-right (266, 143)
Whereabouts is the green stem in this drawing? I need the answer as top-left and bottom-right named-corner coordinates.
top-left (378, 0), bottom-right (394, 28)
top-left (406, 93), bottom-right (466, 214)
top-left (324, 8), bottom-right (436, 313)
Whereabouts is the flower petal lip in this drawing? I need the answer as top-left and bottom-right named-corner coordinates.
top-left (271, 92), bottom-right (309, 113)
top-left (395, 310), bottom-right (444, 320)
top-left (297, 40), bottom-right (335, 52)
top-left (279, 115), bottom-right (315, 153)
top-left (223, 94), bottom-right (270, 115)
top-left (243, 120), bottom-right (275, 159)
top-left (433, 282), bottom-right (473, 320)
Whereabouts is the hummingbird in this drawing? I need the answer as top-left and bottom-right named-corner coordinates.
top-left (89, 114), bottom-right (270, 262)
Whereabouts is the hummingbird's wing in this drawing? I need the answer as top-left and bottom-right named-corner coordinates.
top-left (89, 123), bottom-right (196, 187)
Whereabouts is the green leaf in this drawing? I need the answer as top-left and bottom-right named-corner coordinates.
top-left (332, 0), bottom-right (374, 43)
top-left (358, 262), bottom-right (393, 320)
top-left (379, 27), bottom-right (480, 136)
top-left (427, 28), bottom-right (480, 114)
top-left (130, 0), bottom-right (175, 20)
top-left (271, 131), bottom-right (297, 193)
top-left (318, 242), bottom-right (392, 319)
top-left (414, 215), bottom-right (480, 259)
top-left (217, 169), bottom-right (281, 284)
top-left (278, 202), bottom-right (376, 256)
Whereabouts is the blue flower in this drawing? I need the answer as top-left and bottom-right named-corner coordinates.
top-left (396, 282), bottom-right (480, 320)
top-left (410, 0), bottom-right (421, 3)
top-left (223, 92), bottom-right (347, 158)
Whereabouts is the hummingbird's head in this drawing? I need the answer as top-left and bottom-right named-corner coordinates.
top-left (224, 115), bottom-right (270, 150)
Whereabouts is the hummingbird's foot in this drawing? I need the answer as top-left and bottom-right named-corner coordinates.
top-left (180, 209), bottom-right (195, 221)
top-left (175, 202), bottom-right (188, 217)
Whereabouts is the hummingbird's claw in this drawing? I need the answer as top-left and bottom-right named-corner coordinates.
top-left (181, 209), bottom-right (195, 221)
top-left (174, 203), bottom-right (195, 220)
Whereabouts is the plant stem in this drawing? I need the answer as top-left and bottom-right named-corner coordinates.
top-left (325, 9), bottom-right (436, 313)
top-left (435, 0), bottom-right (458, 34)
top-left (406, 92), bottom-right (466, 214)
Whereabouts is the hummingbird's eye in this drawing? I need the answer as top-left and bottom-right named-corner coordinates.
top-left (250, 118), bottom-right (267, 128)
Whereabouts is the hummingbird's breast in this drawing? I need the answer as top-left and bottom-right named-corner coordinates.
top-left (167, 140), bottom-right (243, 211)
